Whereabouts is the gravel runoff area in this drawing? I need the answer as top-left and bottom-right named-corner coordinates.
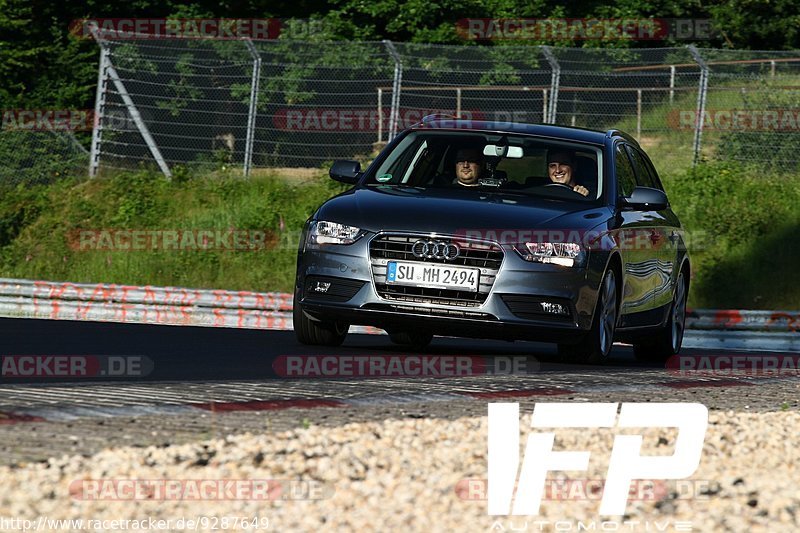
top-left (1, 409), bottom-right (798, 532)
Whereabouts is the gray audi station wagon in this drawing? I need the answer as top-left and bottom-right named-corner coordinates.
top-left (293, 118), bottom-right (689, 363)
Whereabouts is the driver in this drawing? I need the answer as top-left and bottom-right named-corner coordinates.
top-left (547, 150), bottom-right (589, 197)
top-left (453, 146), bottom-right (484, 187)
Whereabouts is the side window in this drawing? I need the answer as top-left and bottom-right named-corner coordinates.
top-left (641, 152), bottom-right (665, 191)
top-left (615, 144), bottom-right (636, 197)
top-left (626, 146), bottom-right (656, 189)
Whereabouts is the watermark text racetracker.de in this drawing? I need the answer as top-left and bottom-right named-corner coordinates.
top-left (457, 477), bottom-right (719, 502)
top-left (668, 108), bottom-right (800, 131)
top-left (456, 18), bottom-right (715, 41)
top-left (1, 355), bottom-right (152, 379)
top-left (273, 355), bottom-right (539, 378)
top-left (668, 354), bottom-right (800, 376)
top-left (70, 18), bottom-right (335, 40)
top-left (1, 109), bottom-right (140, 132)
top-left (69, 478), bottom-right (332, 501)
top-left (68, 229), bottom-right (276, 252)
top-left (273, 108), bottom-right (486, 132)
top-left (455, 228), bottom-right (710, 252)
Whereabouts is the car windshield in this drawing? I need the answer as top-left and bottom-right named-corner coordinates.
top-left (367, 131), bottom-right (603, 201)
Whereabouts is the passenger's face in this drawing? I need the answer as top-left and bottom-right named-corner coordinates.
top-left (456, 159), bottom-right (481, 185)
top-left (548, 161), bottom-right (573, 185)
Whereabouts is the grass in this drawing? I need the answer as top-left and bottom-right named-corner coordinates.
top-left (0, 168), bottom-right (345, 292)
top-left (661, 162), bottom-right (800, 309)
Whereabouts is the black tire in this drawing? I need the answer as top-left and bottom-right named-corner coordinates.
top-left (293, 303), bottom-right (349, 347)
top-left (387, 330), bottom-right (433, 350)
top-left (634, 270), bottom-right (688, 363)
top-left (557, 268), bottom-right (618, 364)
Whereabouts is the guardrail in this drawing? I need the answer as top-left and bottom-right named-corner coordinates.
top-left (0, 278), bottom-right (387, 333)
top-left (0, 278), bottom-right (796, 333)
top-left (0, 278), bottom-right (292, 330)
top-left (686, 309), bottom-right (800, 333)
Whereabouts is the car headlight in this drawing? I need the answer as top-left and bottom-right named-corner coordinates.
top-left (308, 220), bottom-right (364, 245)
top-left (512, 242), bottom-right (584, 267)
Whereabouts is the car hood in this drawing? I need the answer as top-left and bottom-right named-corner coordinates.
top-left (315, 186), bottom-right (611, 236)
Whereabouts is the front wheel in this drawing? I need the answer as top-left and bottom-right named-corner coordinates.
top-left (293, 303), bottom-right (349, 347)
top-left (634, 270), bottom-right (688, 363)
top-left (558, 268), bottom-right (618, 364)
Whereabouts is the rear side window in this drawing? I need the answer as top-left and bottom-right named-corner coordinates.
top-left (627, 146), bottom-right (657, 189)
top-left (641, 152), bottom-right (665, 191)
top-left (615, 144), bottom-right (636, 197)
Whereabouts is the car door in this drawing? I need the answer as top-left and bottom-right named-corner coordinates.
top-left (626, 145), bottom-right (678, 312)
top-left (613, 142), bottom-right (658, 317)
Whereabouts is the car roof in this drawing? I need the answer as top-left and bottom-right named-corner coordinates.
top-left (411, 119), bottom-right (638, 147)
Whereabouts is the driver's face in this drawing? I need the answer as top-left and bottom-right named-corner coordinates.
top-left (456, 160), bottom-right (481, 185)
top-left (548, 161), bottom-right (573, 185)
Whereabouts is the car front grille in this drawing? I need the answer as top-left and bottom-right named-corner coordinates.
top-left (369, 234), bottom-right (503, 306)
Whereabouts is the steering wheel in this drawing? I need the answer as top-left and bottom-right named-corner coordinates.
top-left (544, 182), bottom-right (574, 190)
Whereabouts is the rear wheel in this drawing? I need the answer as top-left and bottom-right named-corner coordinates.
top-left (387, 330), bottom-right (433, 350)
top-left (634, 270), bottom-right (688, 363)
top-left (293, 303), bottom-right (349, 347)
top-left (558, 268), bottom-right (618, 364)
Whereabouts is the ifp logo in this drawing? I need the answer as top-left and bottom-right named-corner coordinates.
top-left (488, 402), bottom-right (708, 516)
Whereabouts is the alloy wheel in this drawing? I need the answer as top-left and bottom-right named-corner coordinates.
top-left (671, 272), bottom-right (687, 352)
top-left (599, 270), bottom-right (617, 357)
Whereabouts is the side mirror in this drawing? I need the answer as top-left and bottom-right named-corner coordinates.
top-left (330, 160), bottom-right (361, 184)
top-left (622, 187), bottom-right (669, 210)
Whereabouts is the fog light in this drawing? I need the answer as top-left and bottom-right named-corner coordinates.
top-left (540, 301), bottom-right (568, 315)
top-left (313, 281), bottom-right (332, 293)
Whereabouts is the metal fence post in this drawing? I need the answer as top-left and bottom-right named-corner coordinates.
top-left (243, 39), bottom-right (261, 178)
top-left (542, 89), bottom-right (548, 123)
top-left (89, 26), bottom-right (172, 178)
top-left (541, 46), bottom-right (560, 124)
top-left (669, 65), bottom-right (676, 104)
top-left (383, 40), bottom-right (403, 140)
top-left (688, 45), bottom-right (709, 167)
top-left (377, 88), bottom-right (383, 143)
top-left (636, 89), bottom-right (642, 138)
top-left (89, 44), bottom-right (110, 177)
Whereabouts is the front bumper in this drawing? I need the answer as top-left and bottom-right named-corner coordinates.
top-left (296, 233), bottom-right (603, 343)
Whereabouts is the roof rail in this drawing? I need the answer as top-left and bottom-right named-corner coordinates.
top-left (606, 129), bottom-right (640, 146)
top-left (421, 113), bottom-right (457, 123)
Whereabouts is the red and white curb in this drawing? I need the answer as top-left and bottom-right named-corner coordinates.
top-left (0, 278), bottom-right (797, 333)
top-left (0, 376), bottom-right (791, 425)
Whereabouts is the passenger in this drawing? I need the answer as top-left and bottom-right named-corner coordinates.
top-left (547, 150), bottom-right (589, 197)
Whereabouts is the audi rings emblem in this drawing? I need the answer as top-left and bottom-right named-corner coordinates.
top-left (411, 239), bottom-right (460, 260)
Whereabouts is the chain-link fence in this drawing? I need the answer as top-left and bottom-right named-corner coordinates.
top-left (0, 130), bottom-right (89, 186)
top-left (82, 39), bottom-right (800, 177)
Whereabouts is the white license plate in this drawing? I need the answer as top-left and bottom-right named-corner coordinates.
top-left (386, 261), bottom-right (480, 292)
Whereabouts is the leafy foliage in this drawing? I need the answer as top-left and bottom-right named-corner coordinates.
top-left (1, 0), bottom-right (798, 115)
top-left (662, 161), bottom-right (800, 308)
top-left (0, 169), bottom-right (335, 291)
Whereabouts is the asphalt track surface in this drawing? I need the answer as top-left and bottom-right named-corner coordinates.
top-left (1, 317), bottom-right (798, 465)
